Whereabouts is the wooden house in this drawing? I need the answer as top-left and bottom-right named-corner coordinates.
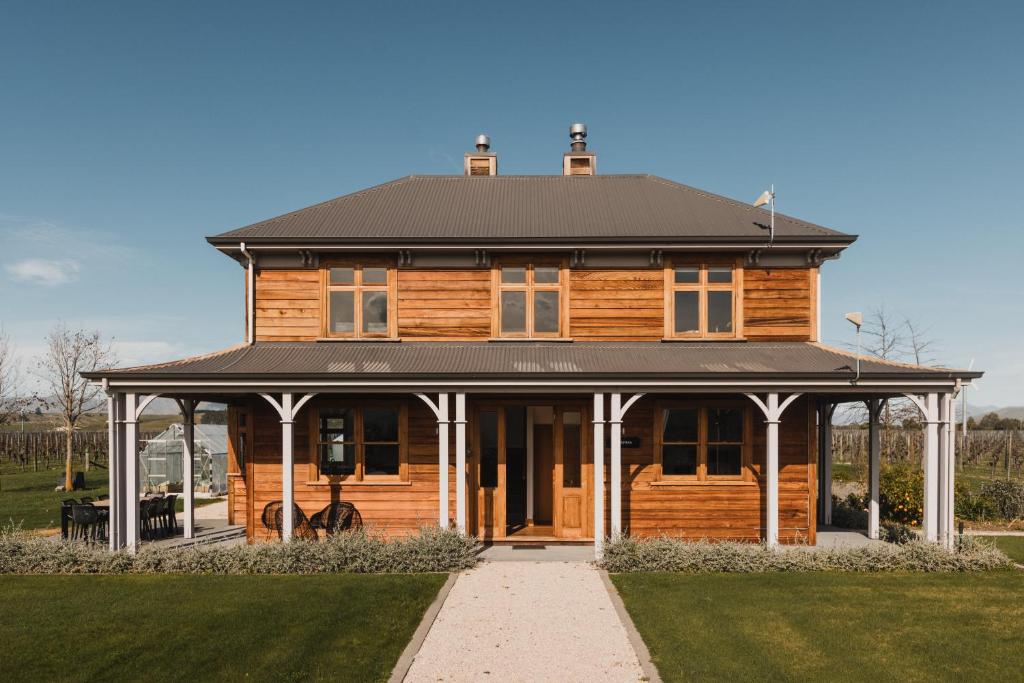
top-left (86, 125), bottom-right (978, 556)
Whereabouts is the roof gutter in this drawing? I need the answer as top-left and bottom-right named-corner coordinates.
top-left (239, 242), bottom-right (255, 345)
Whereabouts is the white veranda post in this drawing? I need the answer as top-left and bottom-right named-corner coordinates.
top-left (593, 393), bottom-right (605, 559)
top-left (260, 392), bottom-right (317, 542)
top-left (905, 392), bottom-right (942, 543)
top-left (819, 402), bottom-right (837, 526)
top-left (176, 399), bottom-right (199, 540)
top-left (609, 392), bottom-right (645, 539)
top-left (415, 393), bottom-right (451, 528)
top-left (746, 392), bottom-right (803, 548)
top-left (454, 393), bottom-right (467, 534)
top-left (867, 399), bottom-right (883, 540)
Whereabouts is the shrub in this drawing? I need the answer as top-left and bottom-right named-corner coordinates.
top-left (0, 526), bottom-right (479, 575)
top-left (830, 493), bottom-right (868, 529)
top-left (599, 535), bottom-right (1012, 573)
top-left (880, 463), bottom-right (923, 526)
top-left (979, 480), bottom-right (1024, 521)
top-left (879, 521), bottom-right (916, 545)
top-left (955, 480), bottom-right (998, 521)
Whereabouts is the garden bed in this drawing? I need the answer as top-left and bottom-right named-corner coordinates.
top-left (0, 526), bottom-right (479, 575)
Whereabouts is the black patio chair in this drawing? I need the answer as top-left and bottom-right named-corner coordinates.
top-left (139, 499), bottom-right (154, 540)
top-left (71, 504), bottom-right (100, 544)
top-left (60, 498), bottom-right (79, 540)
top-left (311, 502), bottom-right (363, 536)
top-left (261, 501), bottom-right (284, 541)
top-left (274, 504), bottom-right (319, 541)
top-left (151, 497), bottom-right (168, 538)
top-left (164, 494), bottom-right (179, 535)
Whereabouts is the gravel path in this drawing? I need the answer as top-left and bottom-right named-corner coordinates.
top-left (405, 561), bottom-right (645, 682)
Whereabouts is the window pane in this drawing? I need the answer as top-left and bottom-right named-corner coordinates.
top-left (362, 267), bottom-right (387, 284)
top-left (364, 444), bottom-right (400, 475)
top-left (362, 291), bottom-right (388, 334)
top-left (480, 411), bottom-right (498, 488)
top-left (501, 291), bottom-right (526, 334)
top-left (330, 267), bottom-right (354, 285)
top-left (533, 291), bottom-right (560, 334)
top-left (708, 445), bottom-right (742, 476)
top-left (708, 408), bottom-right (743, 443)
top-left (330, 291), bottom-right (355, 333)
top-left (707, 267), bottom-right (733, 284)
top-left (707, 291), bottom-right (733, 333)
top-left (562, 411), bottom-right (581, 488)
top-left (663, 445), bottom-right (698, 475)
top-left (673, 291), bottom-right (699, 334)
top-left (363, 408), bottom-right (399, 442)
top-left (663, 409), bottom-right (698, 442)
top-left (534, 267), bottom-right (559, 284)
top-left (320, 443), bottom-right (355, 475)
top-left (501, 267), bottom-right (526, 284)
top-left (674, 267), bottom-right (699, 284)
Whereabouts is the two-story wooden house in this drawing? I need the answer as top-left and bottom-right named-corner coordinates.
top-left (87, 126), bottom-right (978, 556)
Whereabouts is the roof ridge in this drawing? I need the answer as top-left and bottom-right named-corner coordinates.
top-left (213, 176), bottom-right (418, 238)
top-left (107, 343), bottom-right (250, 373)
top-left (811, 342), bottom-right (962, 372)
top-left (644, 175), bottom-right (842, 237)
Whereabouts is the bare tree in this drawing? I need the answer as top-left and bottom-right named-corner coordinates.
top-left (902, 316), bottom-right (936, 366)
top-left (35, 324), bottom-right (116, 491)
top-left (0, 327), bottom-right (23, 426)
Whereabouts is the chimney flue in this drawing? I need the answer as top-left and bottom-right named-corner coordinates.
top-left (569, 122), bottom-right (588, 152)
top-left (465, 133), bottom-right (497, 176)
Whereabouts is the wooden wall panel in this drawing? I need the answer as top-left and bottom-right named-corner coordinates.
top-left (615, 395), bottom-right (813, 543)
top-left (743, 268), bottom-right (814, 341)
top-left (397, 270), bottom-right (491, 339)
top-left (246, 398), bottom-right (458, 541)
top-left (254, 269), bottom-right (320, 341)
top-left (569, 269), bottom-right (663, 341)
top-left (240, 394), bottom-right (814, 544)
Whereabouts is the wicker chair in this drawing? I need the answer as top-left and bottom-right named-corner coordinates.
top-left (139, 499), bottom-right (154, 540)
top-left (261, 501), bottom-right (284, 541)
top-left (274, 504), bottom-right (319, 541)
top-left (311, 502), bottom-right (363, 536)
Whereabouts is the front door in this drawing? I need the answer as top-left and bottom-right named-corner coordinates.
top-left (553, 405), bottom-right (589, 538)
top-left (474, 402), bottom-right (590, 540)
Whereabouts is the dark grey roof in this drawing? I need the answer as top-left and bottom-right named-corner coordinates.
top-left (207, 175), bottom-right (855, 246)
top-left (86, 342), bottom-right (975, 381)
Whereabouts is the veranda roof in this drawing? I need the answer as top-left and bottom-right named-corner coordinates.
top-left (84, 342), bottom-right (978, 382)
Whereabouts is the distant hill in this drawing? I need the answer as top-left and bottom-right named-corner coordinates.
top-left (968, 404), bottom-right (1024, 420)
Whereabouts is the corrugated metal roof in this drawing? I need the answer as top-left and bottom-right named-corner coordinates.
top-left (87, 342), bottom-right (973, 381)
top-left (207, 175), bottom-right (855, 245)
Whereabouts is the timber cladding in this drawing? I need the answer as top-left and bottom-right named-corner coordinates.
top-left (743, 267), bottom-right (816, 341)
top-left (253, 264), bottom-right (817, 343)
top-left (233, 394), bottom-right (813, 543)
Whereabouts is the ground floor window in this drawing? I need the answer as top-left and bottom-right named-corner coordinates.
top-left (655, 402), bottom-right (750, 481)
top-left (311, 402), bottom-right (407, 481)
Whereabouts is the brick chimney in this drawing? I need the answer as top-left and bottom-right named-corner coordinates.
top-left (562, 122), bottom-right (595, 175)
top-left (464, 134), bottom-right (497, 176)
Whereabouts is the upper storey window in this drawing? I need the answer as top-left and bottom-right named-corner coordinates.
top-left (666, 260), bottom-right (741, 339)
top-left (323, 262), bottom-right (395, 338)
top-left (494, 261), bottom-right (565, 338)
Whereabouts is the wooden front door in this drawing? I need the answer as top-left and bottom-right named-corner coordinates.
top-left (474, 407), bottom-right (504, 539)
top-left (553, 405), bottom-right (589, 538)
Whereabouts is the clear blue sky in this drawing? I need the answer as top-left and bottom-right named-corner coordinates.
top-left (1, 2), bottom-right (1021, 404)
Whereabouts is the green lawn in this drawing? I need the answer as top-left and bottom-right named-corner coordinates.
top-left (980, 536), bottom-right (1024, 563)
top-left (0, 574), bottom-right (445, 681)
top-left (0, 466), bottom-right (222, 531)
top-left (612, 571), bottom-right (1024, 682)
